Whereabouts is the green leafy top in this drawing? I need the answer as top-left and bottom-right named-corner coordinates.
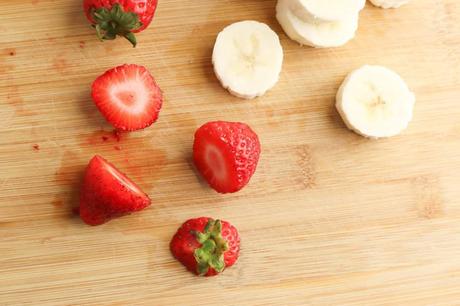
top-left (91, 3), bottom-right (142, 47)
top-left (193, 219), bottom-right (229, 276)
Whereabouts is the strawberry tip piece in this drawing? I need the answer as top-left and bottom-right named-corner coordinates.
top-left (79, 155), bottom-right (151, 226)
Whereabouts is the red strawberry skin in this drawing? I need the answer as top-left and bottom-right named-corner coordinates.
top-left (91, 64), bottom-right (163, 131)
top-left (193, 121), bottom-right (261, 193)
top-left (83, 0), bottom-right (158, 33)
top-left (170, 217), bottom-right (240, 276)
top-left (79, 155), bottom-right (151, 225)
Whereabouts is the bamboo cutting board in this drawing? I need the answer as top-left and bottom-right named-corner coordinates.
top-left (1, 0), bottom-right (460, 305)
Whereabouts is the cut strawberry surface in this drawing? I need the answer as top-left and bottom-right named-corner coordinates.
top-left (91, 64), bottom-right (163, 131)
top-left (79, 155), bottom-right (151, 226)
top-left (195, 138), bottom-right (238, 193)
top-left (193, 121), bottom-right (261, 194)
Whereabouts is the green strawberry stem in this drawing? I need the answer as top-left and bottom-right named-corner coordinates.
top-left (193, 219), bottom-right (229, 275)
top-left (91, 3), bottom-right (142, 47)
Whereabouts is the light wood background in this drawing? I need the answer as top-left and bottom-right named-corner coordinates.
top-left (1, 0), bottom-right (460, 305)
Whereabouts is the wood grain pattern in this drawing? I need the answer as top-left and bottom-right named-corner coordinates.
top-left (1, 0), bottom-right (460, 305)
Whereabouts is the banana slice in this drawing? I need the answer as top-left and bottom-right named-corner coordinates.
top-left (336, 65), bottom-right (416, 138)
top-left (276, 0), bottom-right (359, 48)
top-left (370, 0), bottom-right (410, 9)
top-left (289, 0), bottom-right (366, 22)
top-left (212, 20), bottom-right (284, 99)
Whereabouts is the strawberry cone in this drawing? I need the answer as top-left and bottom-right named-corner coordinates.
top-left (193, 121), bottom-right (261, 193)
top-left (79, 155), bottom-right (151, 225)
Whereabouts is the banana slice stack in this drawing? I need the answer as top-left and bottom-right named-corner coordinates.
top-left (276, 0), bottom-right (366, 48)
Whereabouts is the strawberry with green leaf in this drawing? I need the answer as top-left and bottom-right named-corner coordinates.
top-left (83, 0), bottom-right (159, 47)
top-left (170, 218), bottom-right (240, 276)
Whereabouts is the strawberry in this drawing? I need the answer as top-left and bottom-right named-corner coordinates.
top-left (83, 0), bottom-right (158, 47)
top-left (91, 64), bottom-right (163, 131)
top-left (170, 217), bottom-right (240, 276)
top-left (79, 155), bottom-right (151, 225)
top-left (193, 121), bottom-right (261, 193)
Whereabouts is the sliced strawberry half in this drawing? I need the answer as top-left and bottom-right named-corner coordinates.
top-left (193, 121), bottom-right (261, 193)
top-left (91, 64), bottom-right (163, 131)
top-left (79, 155), bottom-right (151, 225)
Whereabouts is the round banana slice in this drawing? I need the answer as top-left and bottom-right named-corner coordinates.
top-left (276, 0), bottom-right (359, 48)
top-left (370, 0), bottom-right (410, 9)
top-left (212, 20), bottom-right (284, 99)
top-left (289, 0), bottom-right (366, 23)
top-left (336, 65), bottom-right (416, 138)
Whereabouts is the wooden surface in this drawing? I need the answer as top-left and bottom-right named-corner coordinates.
top-left (1, 0), bottom-right (460, 305)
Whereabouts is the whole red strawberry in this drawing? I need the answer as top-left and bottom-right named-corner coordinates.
top-left (193, 121), bottom-right (261, 193)
top-left (170, 217), bottom-right (240, 276)
top-left (83, 0), bottom-right (159, 47)
top-left (79, 155), bottom-right (151, 225)
top-left (91, 64), bottom-right (163, 131)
